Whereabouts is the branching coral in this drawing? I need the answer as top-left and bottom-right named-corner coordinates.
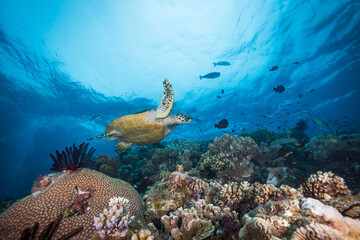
top-left (50, 142), bottom-right (96, 172)
top-left (93, 197), bottom-right (135, 238)
top-left (201, 134), bottom-right (259, 182)
top-left (299, 171), bottom-right (351, 199)
top-left (216, 181), bottom-right (297, 214)
top-left (0, 169), bottom-right (144, 239)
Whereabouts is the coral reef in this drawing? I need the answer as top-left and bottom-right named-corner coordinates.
top-left (161, 207), bottom-right (215, 240)
top-left (215, 181), bottom-right (298, 214)
top-left (21, 212), bottom-right (83, 240)
top-left (93, 197), bottom-right (135, 238)
top-left (50, 142), bottom-right (96, 172)
top-left (95, 154), bottom-right (121, 178)
top-left (144, 171), bottom-right (210, 223)
top-left (306, 133), bottom-right (360, 164)
top-left (238, 198), bottom-right (360, 240)
top-left (0, 169), bottom-right (144, 239)
top-left (298, 171), bottom-right (351, 199)
top-left (201, 134), bottom-right (258, 182)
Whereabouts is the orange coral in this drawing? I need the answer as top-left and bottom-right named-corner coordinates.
top-left (0, 169), bottom-right (144, 239)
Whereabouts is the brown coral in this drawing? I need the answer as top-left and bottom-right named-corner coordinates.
top-left (161, 208), bottom-right (215, 240)
top-left (300, 171), bottom-right (351, 199)
top-left (0, 169), bottom-right (144, 239)
top-left (201, 134), bottom-right (258, 182)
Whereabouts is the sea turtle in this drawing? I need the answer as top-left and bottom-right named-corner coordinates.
top-left (89, 79), bottom-right (191, 154)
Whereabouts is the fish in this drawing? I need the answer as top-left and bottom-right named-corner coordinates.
top-left (273, 85), bottom-right (285, 93)
top-left (269, 66), bottom-right (279, 71)
top-left (216, 95), bottom-right (221, 99)
top-left (215, 119), bottom-right (229, 129)
top-left (293, 61), bottom-right (300, 64)
top-left (293, 143), bottom-right (301, 146)
top-left (213, 61), bottom-right (231, 67)
top-left (329, 137), bottom-right (339, 143)
top-left (90, 115), bottom-right (102, 122)
top-left (221, 89), bottom-right (224, 94)
top-left (284, 151), bottom-right (293, 157)
top-left (291, 161), bottom-right (297, 165)
top-left (314, 119), bottom-right (334, 133)
top-left (304, 148), bottom-right (310, 152)
top-left (309, 89), bottom-right (315, 93)
top-left (298, 94), bottom-right (303, 98)
top-left (276, 113), bottom-right (281, 116)
top-left (266, 167), bottom-right (288, 186)
top-left (199, 72), bottom-right (220, 80)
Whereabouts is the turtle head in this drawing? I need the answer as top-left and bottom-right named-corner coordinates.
top-left (164, 114), bottom-right (191, 134)
top-left (175, 113), bottom-right (192, 124)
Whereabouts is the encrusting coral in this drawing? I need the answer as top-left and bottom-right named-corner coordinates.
top-left (0, 169), bottom-right (145, 239)
top-left (201, 134), bottom-right (259, 182)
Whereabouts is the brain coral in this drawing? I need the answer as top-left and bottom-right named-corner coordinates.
top-left (0, 169), bottom-right (144, 240)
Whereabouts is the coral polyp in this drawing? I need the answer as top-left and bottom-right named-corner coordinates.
top-left (50, 142), bottom-right (96, 172)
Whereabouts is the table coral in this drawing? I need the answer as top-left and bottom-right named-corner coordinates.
top-left (0, 169), bottom-right (144, 239)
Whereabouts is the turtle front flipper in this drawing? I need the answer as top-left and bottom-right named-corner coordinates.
top-left (156, 79), bottom-right (174, 119)
top-left (88, 129), bottom-right (121, 142)
top-left (115, 141), bottom-right (132, 154)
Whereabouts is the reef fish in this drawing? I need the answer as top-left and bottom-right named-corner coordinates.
top-left (266, 167), bottom-right (288, 186)
top-left (215, 119), bottom-right (229, 129)
top-left (269, 66), bottom-right (279, 71)
top-left (273, 85), bottom-right (285, 93)
top-left (314, 119), bottom-right (333, 133)
top-left (199, 72), bottom-right (220, 80)
top-left (213, 61), bottom-right (231, 67)
top-left (90, 115), bottom-right (102, 122)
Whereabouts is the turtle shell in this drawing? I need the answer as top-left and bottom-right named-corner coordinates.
top-left (105, 111), bottom-right (166, 145)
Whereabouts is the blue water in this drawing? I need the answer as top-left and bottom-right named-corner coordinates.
top-left (0, 0), bottom-right (359, 200)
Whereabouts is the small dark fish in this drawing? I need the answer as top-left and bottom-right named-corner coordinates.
top-left (231, 129), bottom-right (236, 133)
top-left (221, 89), bottom-right (224, 94)
top-left (293, 61), bottom-right (300, 64)
top-left (298, 94), bottom-right (303, 98)
top-left (213, 61), bottom-right (231, 67)
top-left (273, 85), bottom-right (285, 93)
top-left (309, 89), bottom-right (315, 93)
top-left (199, 72), bottom-right (220, 80)
top-left (215, 119), bottom-right (229, 129)
top-left (269, 66), bottom-right (279, 71)
top-left (216, 95), bottom-right (221, 99)
top-left (90, 115), bottom-right (102, 122)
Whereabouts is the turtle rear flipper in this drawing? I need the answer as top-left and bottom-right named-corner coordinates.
top-left (156, 79), bottom-right (174, 119)
top-left (88, 129), bottom-right (121, 142)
